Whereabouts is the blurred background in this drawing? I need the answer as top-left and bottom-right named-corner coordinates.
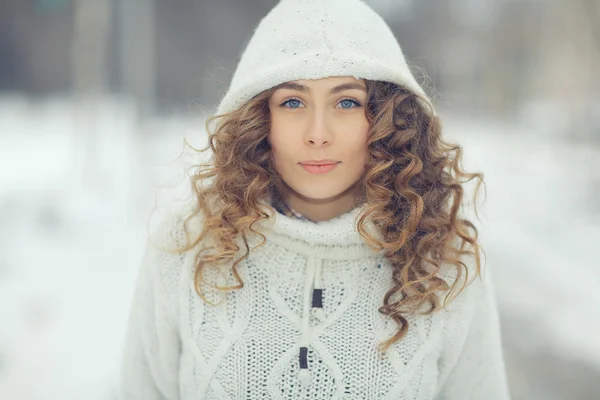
top-left (0, 0), bottom-right (599, 399)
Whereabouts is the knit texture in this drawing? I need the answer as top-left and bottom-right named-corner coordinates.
top-left (118, 206), bottom-right (511, 399)
top-left (216, 0), bottom-right (432, 116)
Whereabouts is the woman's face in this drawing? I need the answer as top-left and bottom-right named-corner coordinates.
top-left (268, 76), bottom-right (369, 217)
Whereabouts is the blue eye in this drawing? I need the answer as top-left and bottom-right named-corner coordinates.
top-left (282, 99), bottom-right (304, 109)
top-left (338, 98), bottom-right (361, 109)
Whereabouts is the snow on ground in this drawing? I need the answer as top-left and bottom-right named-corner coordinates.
top-left (0, 95), bottom-right (204, 400)
top-left (0, 96), bottom-right (598, 399)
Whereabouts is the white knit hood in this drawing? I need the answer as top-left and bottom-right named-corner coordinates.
top-left (216, 0), bottom-right (432, 116)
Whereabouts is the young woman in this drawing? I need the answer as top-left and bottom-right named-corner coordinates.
top-left (119, 1), bottom-right (511, 399)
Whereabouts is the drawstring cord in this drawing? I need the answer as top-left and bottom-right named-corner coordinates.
top-left (298, 259), bottom-right (325, 385)
top-left (312, 261), bottom-right (326, 322)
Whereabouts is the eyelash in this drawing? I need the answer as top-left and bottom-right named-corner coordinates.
top-left (280, 97), bottom-right (362, 109)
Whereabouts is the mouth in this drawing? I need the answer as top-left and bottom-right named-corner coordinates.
top-left (299, 162), bottom-right (340, 174)
top-left (300, 163), bottom-right (338, 166)
top-left (299, 159), bottom-right (340, 166)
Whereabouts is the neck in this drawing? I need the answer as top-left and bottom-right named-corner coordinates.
top-left (254, 198), bottom-right (384, 260)
top-left (280, 181), bottom-right (363, 222)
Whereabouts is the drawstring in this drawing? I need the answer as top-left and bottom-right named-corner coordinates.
top-left (312, 262), bottom-right (326, 322)
top-left (298, 259), bottom-right (325, 386)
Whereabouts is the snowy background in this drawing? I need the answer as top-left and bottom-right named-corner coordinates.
top-left (1, 0), bottom-right (600, 399)
top-left (0, 96), bottom-right (598, 400)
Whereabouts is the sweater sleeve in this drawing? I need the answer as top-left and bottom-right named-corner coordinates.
top-left (118, 236), bottom-right (184, 400)
top-left (434, 265), bottom-right (511, 400)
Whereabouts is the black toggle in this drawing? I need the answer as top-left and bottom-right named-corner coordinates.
top-left (299, 346), bottom-right (308, 369)
top-left (312, 289), bottom-right (323, 308)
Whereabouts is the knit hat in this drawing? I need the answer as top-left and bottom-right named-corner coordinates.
top-left (215, 0), bottom-right (432, 116)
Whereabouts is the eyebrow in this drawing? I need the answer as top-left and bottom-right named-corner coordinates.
top-left (275, 82), bottom-right (367, 95)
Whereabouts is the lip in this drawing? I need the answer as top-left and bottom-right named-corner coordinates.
top-left (299, 159), bottom-right (339, 166)
top-left (300, 162), bottom-right (339, 174)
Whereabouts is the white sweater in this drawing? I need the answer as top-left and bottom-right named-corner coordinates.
top-left (118, 205), bottom-right (511, 400)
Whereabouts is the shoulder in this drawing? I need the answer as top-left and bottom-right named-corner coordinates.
top-left (147, 202), bottom-right (207, 257)
top-left (437, 249), bottom-right (501, 347)
top-left (433, 235), bottom-right (497, 327)
top-left (437, 234), bottom-right (487, 305)
top-left (142, 205), bottom-right (206, 314)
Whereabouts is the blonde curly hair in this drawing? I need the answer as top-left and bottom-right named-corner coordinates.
top-left (168, 79), bottom-right (485, 354)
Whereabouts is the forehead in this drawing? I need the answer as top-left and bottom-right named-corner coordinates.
top-left (294, 76), bottom-right (365, 86)
top-left (273, 76), bottom-right (367, 92)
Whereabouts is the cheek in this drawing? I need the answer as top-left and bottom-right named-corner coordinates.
top-left (269, 110), bottom-right (288, 144)
top-left (268, 116), bottom-right (284, 154)
top-left (268, 125), bottom-right (294, 171)
top-left (269, 112), bottom-right (304, 157)
top-left (269, 130), bottom-right (288, 162)
top-left (344, 119), bottom-right (370, 158)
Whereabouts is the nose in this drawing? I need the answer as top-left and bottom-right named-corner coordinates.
top-left (304, 108), bottom-right (332, 147)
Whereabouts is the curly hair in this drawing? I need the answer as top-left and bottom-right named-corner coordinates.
top-left (170, 79), bottom-right (485, 354)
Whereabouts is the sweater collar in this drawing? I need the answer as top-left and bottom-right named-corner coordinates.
top-left (253, 199), bottom-right (385, 260)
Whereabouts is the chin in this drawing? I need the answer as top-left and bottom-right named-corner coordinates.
top-left (289, 182), bottom-right (353, 202)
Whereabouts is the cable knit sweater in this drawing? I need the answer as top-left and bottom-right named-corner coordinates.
top-left (118, 205), bottom-right (511, 400)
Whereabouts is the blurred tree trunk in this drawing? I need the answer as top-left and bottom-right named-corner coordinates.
top-left (576, 0), bottom-right (600, 143)
top-left (582, 0), bottom-right (600, 144)
top-left (581, 0), bottom-right (600, 49)
top-left (117, 0), bottom-right (157, 223)
top-left (117, 0), bottom-right (156, 116)
top-left (72, 0), bottom-right (111, 95)
top-left (71, 0), bottom-right (112, 185)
